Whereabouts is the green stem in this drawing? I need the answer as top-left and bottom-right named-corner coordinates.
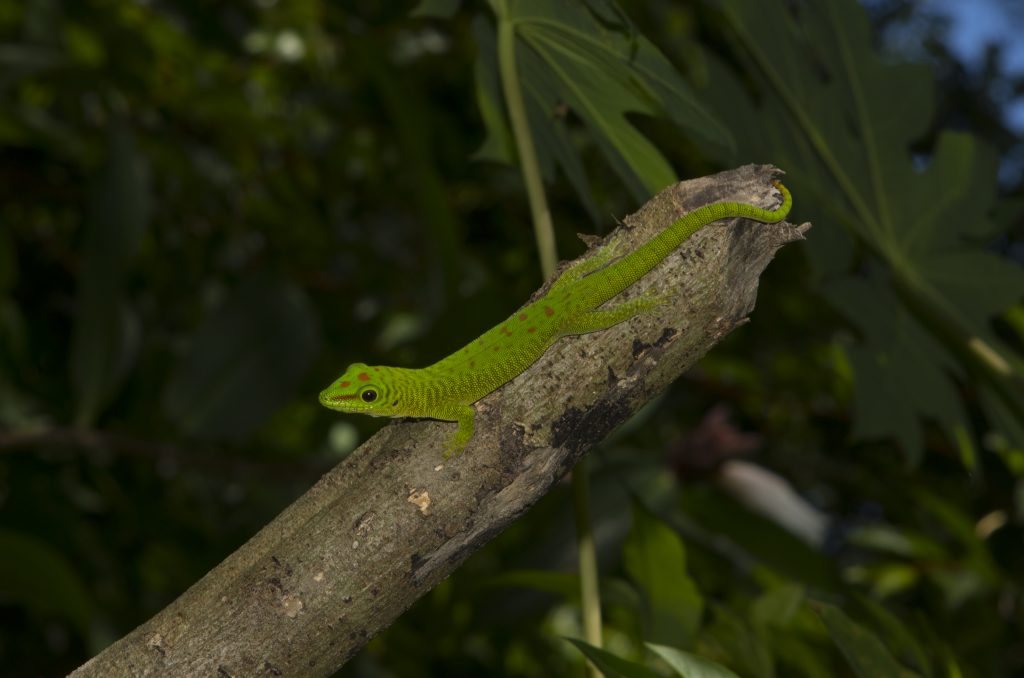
top-left (571, 458), bottom-right (604, 655)
top-left (493, 2), bottom-right (603, 671)
top-left (496, 2), bottom-right (558, 278)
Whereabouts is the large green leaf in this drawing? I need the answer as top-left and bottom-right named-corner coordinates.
top-left (847, 524), bottom-right (946, 561)
top-left (699, 0), bottom-right (1024, 461)
top-left (647, 643), bottom-right (742, 678)
top-left (815, 603), bottom-right (913, 678)
top-left (474, 0), bottom-right (732, 208)
top-left (750, 583), bottom-right (803, 629)
top-left (566, 639), bottom-right (661, 678)
top-left (703, 604), bottom-right (774, 678)
top-left (70, 122), bottom-right (150, 426)
top-left (623, 502), bottom-right (704, 648)
top-left (161, 275), bottom-right (320, 441)
top-left (822, 275), bottom-right (964, 464)
top-left (853, 595), bottom-right (933, 678)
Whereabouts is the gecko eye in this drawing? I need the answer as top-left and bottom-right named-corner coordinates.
top-left (361, 389), bottom-right (378, 403)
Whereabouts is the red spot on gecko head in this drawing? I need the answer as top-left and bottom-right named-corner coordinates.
top-left (358, 372), bottom-right (371, 381)
top-left (543, 306), bottom-right (555, 316)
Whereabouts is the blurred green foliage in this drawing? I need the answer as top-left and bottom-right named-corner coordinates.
top-left (1, 0), bottom-right (1022, 676)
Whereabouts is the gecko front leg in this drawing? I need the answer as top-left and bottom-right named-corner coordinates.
top-left (440, 404), bottom-right (477, 459)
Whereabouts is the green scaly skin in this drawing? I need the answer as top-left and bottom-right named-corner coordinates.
top-left (320, 181), bottom-right (792, 457)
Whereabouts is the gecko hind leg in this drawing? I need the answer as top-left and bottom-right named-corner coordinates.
top-left (559, 293), bottom-right (674, 336)
top-left (549, 236), bottom-right (623, 292)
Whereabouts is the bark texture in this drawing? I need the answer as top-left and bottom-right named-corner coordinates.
top-left (71, 165), bottom-right (810, 677)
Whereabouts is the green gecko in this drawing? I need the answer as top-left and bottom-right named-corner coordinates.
top-left (320, 180), bottom-right (792, 457)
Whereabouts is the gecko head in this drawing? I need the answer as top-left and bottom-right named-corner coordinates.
top-left (318, 362), bottom-right (398, 418)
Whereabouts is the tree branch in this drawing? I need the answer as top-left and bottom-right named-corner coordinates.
top-left (70, 165), bottom-right (810, 677)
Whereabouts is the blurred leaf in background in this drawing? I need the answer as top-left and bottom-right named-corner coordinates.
top-left (70, 122), bottom-right (150, 427)
top-left (161, 274), bottom-right (320, 441)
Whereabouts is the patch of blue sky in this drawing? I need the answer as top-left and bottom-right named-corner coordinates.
top-left (933, 0), bottom-right (1024, 132)
top-left (865, 0), bottom-right (1023, 184)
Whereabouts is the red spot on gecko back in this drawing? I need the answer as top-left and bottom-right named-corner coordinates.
top-left (527, 326), bottom-right (536, 333)
top-left (543, 306), bottom-right (555, 316)
top-left (518, 313), bottom-right (528, 321)
top-left (358, 372), bottom-right (371, 381)
top-left (500, 326), bottom-right (512, 336)
top-left (493, 346), bottom-right (500, 351)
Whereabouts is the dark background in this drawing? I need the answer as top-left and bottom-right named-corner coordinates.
top-left (1, 0), bottom-right (1023, 676)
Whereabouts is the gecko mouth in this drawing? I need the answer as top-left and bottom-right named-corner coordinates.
top-left (319, 390), bottom-right (357, 408)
